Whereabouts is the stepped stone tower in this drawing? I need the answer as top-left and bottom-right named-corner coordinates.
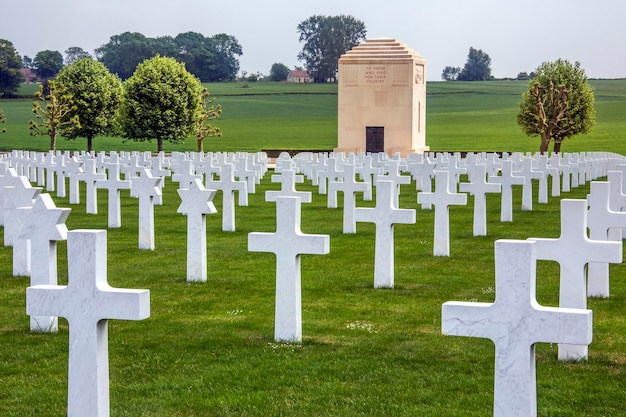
top-left (336, 38), bottom-right (428, 156)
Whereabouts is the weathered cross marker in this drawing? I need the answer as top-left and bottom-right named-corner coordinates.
top-left (528, 199), bottom-right (621, 360)
top-left (354, 180), bottom-right (415, 288)
top-left (27, 230), bottom-right (150, 417)
top-left (177, 178), bottom-right (217, 282)
top-left (442, 240), bottom-right (592, 417)
top-left (16, 193), bottom-right (70, 332)
top-left (248, 197), bottom-right (329, 342)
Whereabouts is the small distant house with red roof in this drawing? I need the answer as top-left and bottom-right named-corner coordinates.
top-left (287, 70), bottom-right (312, 83)
top-left (20, 68), bottom-right (38, 84)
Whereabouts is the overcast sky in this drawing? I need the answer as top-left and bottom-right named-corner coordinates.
top-left (2, 0), bottom-right (624, 80)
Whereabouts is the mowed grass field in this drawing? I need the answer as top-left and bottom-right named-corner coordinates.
top-left (2, 79), bottom-right (626, 154)
top-left (1, 81), bottom-right (626, 416)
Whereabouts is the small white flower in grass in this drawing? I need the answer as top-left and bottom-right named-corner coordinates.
top-left (346, 321), bottom-right (378, 333)
top-left (227, 309), bottom-right (244, 315)
top-left (267, 342), bottom-right (302, 352)
top-left (481, 286), bottom-right (495, 295)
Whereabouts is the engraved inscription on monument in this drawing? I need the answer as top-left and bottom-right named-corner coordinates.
top-left (365, 65), bottom-right (387, 85)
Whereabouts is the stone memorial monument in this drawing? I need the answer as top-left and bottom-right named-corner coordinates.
top-left (336, 38), bottom-right (428, 156)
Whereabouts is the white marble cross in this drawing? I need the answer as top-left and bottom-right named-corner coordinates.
top-left (377, 159), bottom-right (411, 207)
top-left (16, 193), bottom-right (70, 332)
top-left (235, 156), bottom-right (258, 194)
top-left (534, 155), bottom-right (558, 203)
top-left (489, 160), bottom-right (525, 222)
top-left (549, 154), bottom-right (570, 194)
top-left (441, 154), bottom-right (467, 189)
top-left (64, 156), bottom-right (83, 205)
top-left (515, 157), bottom-right (542, 211)
top-left (37, 152), bottom-right (52, 187)
top-left (318, 157), bottom-right (343, 196)
top-left (442, 240), bottom-right (592, 417)
top-left (52, 153), bottom-right (68, 198)
top-left (44, 152), bottom-right (56, 192)
top-left (417, 170), bottom-right (467, 256)
top-left (328, 163), bottom-right (369, 233)
top-left (77, 158), bottom-right (106, 214)
top-left (121, 152), bottom-right (147, 179)
top-left (26, 230), bottom-right (150, 417)
top-left (607, 170), bottom-right (626, 240)
top-left (407, 153), bottom-right (436, 198)
top-left (265, 169), bottom-right (312, 203)
top-left (0, 165), bottom-right (20, 227)
top-left (586, 181), bottom-right (626, 297)
top-left (459, 164), bottom-right (501, 236)
top-left (248, 197), bottom-right (329, 343)
top-left (528, 199), bottom-right (621, 360)
top-left (150, 154), bottom-right (172, 180)
top-left (207, 162), bottom-right (247, 232)
top-left (354, 180), bottom-right (416, 288)
top-left (305, 155), bottom-right (327, 187)
top-left (96, 162), bottom-right (132, 228)
top-left (130, 169), bottom-right (163, 250)
top-left (356, 154), bottom-right (380, 201)
top-left (177, 178), bottom-right (217, 282)
top-left (3, 175), bottom-right (42, 276)
top-left (171, 159), bottom-right (201, 190)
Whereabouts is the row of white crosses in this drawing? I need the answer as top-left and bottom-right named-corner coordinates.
top-left (301, 151), bottom-right (607, 258)
top-left (441, 165), bottom-right (626, 417)
top-left (8, 150), bottom-right (273, 247)
top-left (0, 163), bottom-right (150, 417)
top-left (4, 150), bottom-right (626, 416)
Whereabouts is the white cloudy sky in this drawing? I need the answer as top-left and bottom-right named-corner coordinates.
top-left (1, 0), bottom-right (624, 80)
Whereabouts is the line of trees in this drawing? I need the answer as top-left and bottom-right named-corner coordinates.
top-left (3, 13), bottom-right (367, 95)
top-left (26, 56), bottom-right (221, 153)
top-left (1, 31), bottom-right (243, 98)
top-left (95, 32), bottom-right (242, 82)
top-left (442, 47), bottom-right (493, 81)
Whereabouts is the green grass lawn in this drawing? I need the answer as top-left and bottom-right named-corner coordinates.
top-left (1, 165), bottom-right (626, 416)
top-left (1, 81), bottom-right (626, 415)
top-left (2, 79), bottom-right (626, 154)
